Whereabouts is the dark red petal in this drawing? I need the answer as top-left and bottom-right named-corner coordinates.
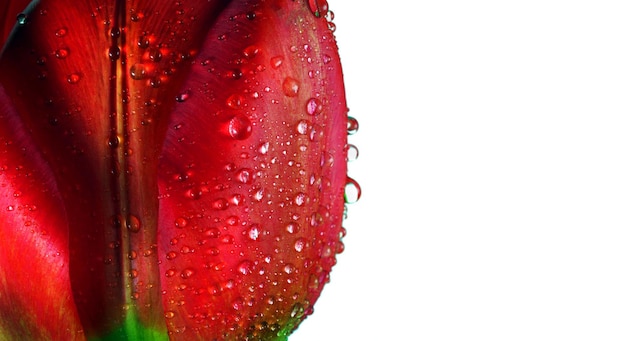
top-left (157, 1), bottom-right (347, 339)
top-left (0, 86), bottom-right (85, 339)
top-left (0, 0), bottom-right (32, 47)
top-left (0, 0), bottom-right (232, 338)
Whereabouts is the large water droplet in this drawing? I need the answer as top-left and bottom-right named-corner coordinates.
top-left (305, 98), bottom-right (323, 116)
top-left (347, 116), bottom-right (359, 135)
top-left (228, 115), bottom-right (252, 140)
top-left (282, 77), bottom-right (300, 97)
top-left (130, 63), bottom-right (147, 80)
top-left (347, 144), bottom-right (359, 161)
top-left (126, 215), bottom-right (141, 232)
top-left (344, 177), bottom-right (361, 204)
top-left (16, 13), bottom-right (27, 25)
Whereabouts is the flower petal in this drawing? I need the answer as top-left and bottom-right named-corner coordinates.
top-left (0, 0), bottom-right (233, 338)
top-left (157, 1), bottom-right (348, 339)
top-left (0, 86), bottom-right (84, 340)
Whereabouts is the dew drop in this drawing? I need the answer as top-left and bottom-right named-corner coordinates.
top-left (211, 198), bottom-right (228, 210)
top-left (286, 222), bottom-right (300, 234)
top-left (126, 215), bottom-right (141, 232)
top-left (55, 27), bottom-right (67, 37)
top-left (283, 263), bottom-right (295, 275)
top-left (130, 63), bottom-right (147, 80)
top-left (344, 177), bottom-right (361, 204)
top-left (322, 54), bottom-right (332, 64)
top-left (108, 134), bottom-right (120, 148)
top-left (243, 45), bottom-right (259, 59)
top-left (305, 98), bottom-right (323, 116)
top-left (296, 120), bottom-right (310, 135)
top-left (164, 311), bottom-right (175, 319)
top-left (175, 92), bottom-right (190, 102)
top-left (166, 251), bottom-right (177, 260)
top-left (310, 212), bottom-right (323, 227)
top-left (247, 224), bottom-right (260, 241)
top-left (228, 115), bottom-right (252, 140)
top-left (235, 168), bottom-right (253, 184)
top-left (137, 36), bottom-right (150, 48)
top-left (110, 27), bottom-right (120, 38)
top-left (238, 260), bottom-right (253, 275)
top-left (294, 238), bottom-right (306, 252)
top-left (55, 48), bottom-right (69, 59)
top-left (67, 73), bottom-right (81, 84)
top-left (347, 144), bottom-right (359, 161)
top-left (174, 217), bottom-right (188, 228)
top-left (226, 94), bottom-right (244, 109)
top-left (294, 192), bottom-right (307, 206)
top-left (108, 46), bottom-right (121, 60)
top-left (147, 47), bottom-right (162, 62)
top-left (347, 116), bottom-right (359, 135)
top-left (180, 268), bottom-right (195, 279)
top-left (258, 142), bottom-right (269, 155)
top-left (270, 56), bottom-right (283, 69)
top-left (282, 77), bottom-right (300, 97)
top-left (307, 0), bottom-right (329, 18)
top-left (16, 13), bottom-right (27, 25)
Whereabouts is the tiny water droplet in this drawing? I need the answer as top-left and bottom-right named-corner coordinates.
top-left (211, 198), bottom-right (228, 210)
top-left (347, 116), bottom-right (359, 135)
top-left (226, 94), bottom-right (244, 109)
top-left (322, 54), bottom-right (332, 64)
top-left (130, 63), bottom-right (147, 80)
top-left (344, 177), bottom-right (361, 204)
top-left (282, 77), bottom-right (300, 97)
top-left (67, 73), bottom-right (81, 84)
top-left (228, 115), bottom-right (252, 140)
top-left (147, 47), bottom-right (162, 62)
top-left (175, 92), bottom-right (190, 102)
top-left (137, 36), bottom-right (150, 48)
top-left (127, 215), bottom-right (141, 232)
top-left (16, 13), bottom-right (27, 25)
top-left (347, 144), bottom-right (359, 161)
top-left (180, 268), bottom-right (195, 279)
top-left (55, 48), bottom-right (69, 59)
top-left (305, 98), bottom-right (323, 116)
top-left (55, 27), bottom-right (67, 37)
top-left (307, 0), bottom-right (329, 18)
top-left (164, 311), bottom-right (175, 319)
top-left (270, 56), bottom-right (283, 69)
top-left (294, 192), bottom-right (307, 206)
top-left (294, 238), bottom-right (306, 252)
top-left (238, 260), bottom-right (253, 275)
top-left (286, 222), bottom-right (300, 234)
top-left (243, 45), bottom-right (259, 59)
top-left (110, 27), bottom-right (120, 38)
top-left (108, 134), bottom-right (120, 148)
top-left (258, 142), bottom-right (269, 155)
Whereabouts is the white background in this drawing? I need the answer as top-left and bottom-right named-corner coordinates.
top-left (293, 1), bottom-right (626, 340)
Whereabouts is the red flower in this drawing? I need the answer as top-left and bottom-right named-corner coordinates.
top-left (0, 0), bottom-right (350, 339)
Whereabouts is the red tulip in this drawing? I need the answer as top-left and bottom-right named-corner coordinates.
top-left (0, 0), bottom-right (350, 339)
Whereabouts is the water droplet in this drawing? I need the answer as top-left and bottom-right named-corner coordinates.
top-left (211, 198), bottom-right (228, 210)
top-left (126, 215), bottom-right (141, 232)
top-left (235, 168), bottom-right (253, 184)
top-left (297, 120), bottom-right (310, 135)
top-left (253, 188), bottom-right (264, 201)
top-left (270, 56), bottom-right (283, 69)
top-left (108, 134), bottom-right (120, 148)
top-left (243, 45), bottom-right (259, 59)
top-left (283, 263), bottom-right (295, 274)
top-left (247, 224), bottom-right (260, 241)
top-left (180, 268), bottom-right (195, 279)
top-left (307, 0), bottom-right (329, 18)
top-left (164, 311), bottom-right (175, 319)
top-left (322, 54), bottom-right (332, 64)
top-left (258, 142), bottom-right (269, 155)
top-left (282, 77), bottom-right (300, 97)
top-left (305, 98), bottom-right (323, 116)
top-left (137, 36), bottom-right (150, 48)
top-left (147, 47), bottom-right (162, 62)
top-left (347, 116), bottom-right (359, 135)
top-left (67, 73), bottom-right (81, 84)
top-left (174, 217), bottom-right (188, 228)
top-left (166, 251), bottom-right (177, 260)
top-left (55, 27), bottom-right (67, 37)
top-left (110, 27), bottom-right (120, 38)
top-left (344, 177), bottom-right (361, 204)
top-left (175, 92), bottom-right (190, 102)
top-left (286, 222), bottom-right (300, 234)
top-left (310, 212), bottom-right (323, 227)
top-left (226, 94), bottom-right (244, 109)
top-left (238, 260), bottom-right (253, 275)
top-left (294, 238), bottom-right (306, 252)
top-left (228, 115), bottom-right (252, 140)
top-left (130, 63), bottom-right (147, 80)
top-left (347, 144), bottom-right (359, 161)
top-left (108, 46), bottom-right (121, 60)
top-left (16, 13), bottom-right (27, 25)
top-left (55, 48), bottom-right (69, 59)
top-left (294, 192), bottom-right (307, 206)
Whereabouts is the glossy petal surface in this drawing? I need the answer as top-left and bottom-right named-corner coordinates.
top-left (0, 0), bottom-right (347, 339)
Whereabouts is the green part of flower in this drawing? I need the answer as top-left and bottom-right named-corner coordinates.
top-left (90, 309), bottom-right (168, 341)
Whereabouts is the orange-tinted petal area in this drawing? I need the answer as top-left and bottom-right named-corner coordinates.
top-left (0, 86), bottom-right (85, 340)
top-left (157, 1), bottom-right (348, 339)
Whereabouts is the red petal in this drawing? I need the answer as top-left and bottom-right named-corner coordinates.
top-left (157, 1), bottom-right (347, 339)
top-left (0, 86), bottom-right (85, 339)
top-left (0, 0), bottom-right (233, 337)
